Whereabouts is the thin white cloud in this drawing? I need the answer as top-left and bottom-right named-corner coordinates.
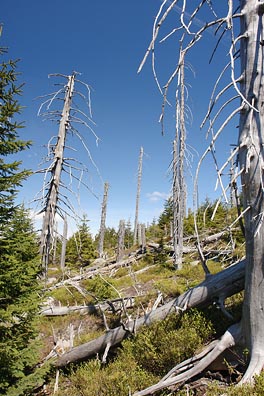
top-left (146, 191), bottom-right (169, 202)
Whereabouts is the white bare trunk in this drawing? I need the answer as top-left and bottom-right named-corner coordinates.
top-left (173, 60), bottom-right (186, 270)
top-left (40, 74), bottom-right (75, 276)
top-left (239, 0), bottom-right (264, 381)
top-left (133, 147), bottom-right (143, 245)
top-left (98, 182), bottom-right (109, 258)
top-left (117, 219), bottom-right (125, 262)
top-left (60, 215), bottom-right (68, 272)
top-left (141, 223), bottom-right (146, 252)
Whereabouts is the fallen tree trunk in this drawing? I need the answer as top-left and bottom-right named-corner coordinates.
top-left (48, 254), bottom-right (145, 292)
top-left (148, 230), bottom-right (233, 255)
top-left (56, 259), bottom-right (245, 367)
top-left (147, 242), bottom-right (196, 254)
top-left (40, 296), bottom-right (136, 316)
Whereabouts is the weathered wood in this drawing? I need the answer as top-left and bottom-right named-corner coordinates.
top-left (47, 254), bottom-right (145, 291)
top-left (40, 74), bottom-right (75, 277)
top-left (56, 259), bottom-right (245, 367)
top-left (116, 220), bottom-right (125, 262)
top-left (60, 215), bottom-right (67, 271)
top-left (133, 147), bottom-right (143, 245)
top-left (173, 59), bottom-right (186, 270)
top-left (98, 182), bottom-right (109, 258)
top-left (238, 0), bottom-right (264, 382)
top-left (40, 296), bottom-right (136, 317)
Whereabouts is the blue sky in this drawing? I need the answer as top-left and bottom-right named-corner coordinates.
top-left (2, 1), bottom-right (239, 236)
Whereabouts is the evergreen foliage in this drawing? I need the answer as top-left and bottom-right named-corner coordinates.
top-left (158, 197), bottom-right (173, 231)
top-left (94, 226), bottom-right (117, 256)
top-left (124, 219), bottom-right (133, 249)
top-left (0, 56), bottom-right (31, 222)
top-left (66, 215), bottom-right (97, 268)
top-left (0, 48), bottom-right (43, 395)
top-left (0, 204), bottom-right (42, 395)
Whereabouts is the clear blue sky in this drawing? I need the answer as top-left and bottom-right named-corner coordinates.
top-left (2, 1), bottom-right (238, 236)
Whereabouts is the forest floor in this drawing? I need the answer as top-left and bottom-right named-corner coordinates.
top-left (37, 239), bottom-right (251, 396)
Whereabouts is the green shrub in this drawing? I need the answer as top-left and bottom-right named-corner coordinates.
top-left (58, 354), bottom-right (157, 396)
top-left (125, 309), bottom-right (214, 377)
top-left (82, 276), bottom-right (119, 302)
top-left (207, 372), bottom-right (264, 395)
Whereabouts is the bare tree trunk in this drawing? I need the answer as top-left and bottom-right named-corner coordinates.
top-left (98, 182), bottom-right (109, 258)
top-left (141, 223), bottom-right (146, 253)
top-left (137, 223), bottom-right (142, 246)
top-left (230, 149), bottom-right (236, 207)
top-left (117, 219), bottom-right (125, 262)
top-left (173, 60), bottom-right (186, 270)
top-left (238, 0), bottom-right (264, 382)
top-left (60, 215), bottom-right (68, 272)
top-left (52, 221), bottom-right (58, 265)
top-left (133, 147), bottom-right (143, 245)
top-left (40, 73), bottom-right (75, 277)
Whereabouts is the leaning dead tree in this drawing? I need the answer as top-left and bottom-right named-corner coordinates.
top-left (39, 73), bottom-right (75, 275)
top-left (133, 146), bottom-right (144, 245)
top-left (37, 72), bottom-right (100, 277)
top-left (135, 0), bottom-right (264, 393)
top-left (98, 182), bottom-right (109, 258)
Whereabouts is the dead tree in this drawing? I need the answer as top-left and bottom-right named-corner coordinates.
top-left (36, 72), bottom-right (99, 278)
top-left (135, 0), bottom-right (264, 392)
top-left (55, 259), bottom-right (245, 368)
top-left (98, 182), bottom-right (109, 258)
top-left (60, 215), bottom-right (67, 272)
top-left (172, 60), bottom-right (187, 270)
top-left (137, 223), bottom-right (142, 246)
top-left (116, 219), bottom-right (125, 262)
top-left (40, 73), bottom-right (75, 275)
top-left (141, 223), bottom-right (146, 253)
top-left (133, 147), bottom-right (143, 245)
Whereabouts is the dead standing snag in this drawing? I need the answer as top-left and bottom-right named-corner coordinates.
top-left (36, 72), bottom-right (100, 278)
top-left (135, 0), bottom-right (264, 393)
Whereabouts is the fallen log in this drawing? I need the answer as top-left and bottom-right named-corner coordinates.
top-left (56, 259), bottom-right (245, 367)
top-left (40, 296), bottom-right (136, 317)
top-left (48, 254), bottom-right (145, 292)
top-left (147, 242), bottom-right (196, 254)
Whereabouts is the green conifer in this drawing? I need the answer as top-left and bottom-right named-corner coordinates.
top-left (0, 47), bottom-right (44, 395)
top-left (66, 215), bottom-right (97, 268)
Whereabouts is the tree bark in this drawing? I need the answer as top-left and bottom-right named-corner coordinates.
top-left (40, 296), bottom-right (136, 316)
top-left (116, 219), bottom-right (125, 262)
top-left (133, 147), bottom-right (143, 245)
top-left (60, 215), bottom-right (67, 272)
top-left (40, 74), bottom-right (75, 277)
top-left (239, 0), bottom-right (264, 382)
top-left (173, 59), bottom-right (186, 270)
top-left (98, 182), bottom-right (109, 258)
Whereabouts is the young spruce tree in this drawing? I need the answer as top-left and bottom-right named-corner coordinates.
top-left (66, 215), bottom-right (97, 268)
top-left (0, 49), bottom-right (43, 395)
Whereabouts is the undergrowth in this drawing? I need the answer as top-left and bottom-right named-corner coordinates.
top-left (57, 309), bottom-right (215, 396)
